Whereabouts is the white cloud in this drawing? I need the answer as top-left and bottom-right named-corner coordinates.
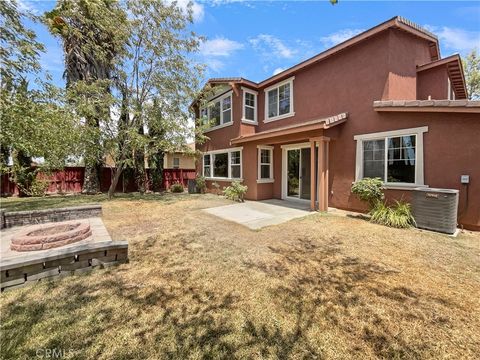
top-left (273, 67), bottom-right (285, 75)
top-left (320, 28), bottom-right (364, 48)
top-left (167, 0), bottom-right (205, 22)
top-left (207, 58), bottom-right (226, 72)
top-left (250, 34), bottom-right (296, 59)
top-left (200, 37), bottom-right (244, 57)
top-left (424, 25), bottom-right (480, 53)
top-left (16, 0), bottom-right (41, 15)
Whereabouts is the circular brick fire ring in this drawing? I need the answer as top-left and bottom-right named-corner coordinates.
top-left (10, 221), bottom-right (92, 252)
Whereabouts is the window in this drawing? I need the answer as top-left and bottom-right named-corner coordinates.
top-left (203, 154), bottom-right (211, 177)
top-left (213, 153), bottom-right (228, 178)
top-left (354, 127), bottom-right (427, 187)
top-left (230, 151), bottom-right (241, 178)
top-left (264, 77), bottom-right (294, 122)
top-left (242, 88), bottom-right (257, 123)
top-left (202, 148), bottom-right (243, 179)
top-left (210, 101), bottom-right (221, 127)
top-left (200, 91), bottom-right (233, 130)
top-left (257, 146), bottom-right (274, 182)
top-left (222, 96), bottom-right (231, 123)
top-left (173, 157), bottom-right (180, 169)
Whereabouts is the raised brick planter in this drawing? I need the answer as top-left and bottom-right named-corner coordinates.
top-left (0, 241), bottom-right (128, 292)
top-left (1, 205), bottom-right (102, 229)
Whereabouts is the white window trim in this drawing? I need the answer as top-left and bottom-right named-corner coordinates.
top-left (354, 126), bottom-right (428, 188)
top-left (173, 157), bottom-right (180, 169)
top-left (264, 76), bottom-right (295, 123)
top-left (257, 145), bottom-right (274, 183)
top-left (241, 87), bottom-right (258, 124)
top-left (201, 90), bottom-right (233, 132)
top-left (202, 147), bottom-right (243, 181)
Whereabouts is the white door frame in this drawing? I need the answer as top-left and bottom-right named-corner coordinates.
top-left (281, 142), bottom-right (312, 202)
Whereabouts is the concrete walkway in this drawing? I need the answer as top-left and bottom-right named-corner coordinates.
top-left (203, 199), bottom-right (314, 230)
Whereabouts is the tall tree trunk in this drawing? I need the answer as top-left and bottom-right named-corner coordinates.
top-left (108, 164), bottom-right (123, 199)
top-left (13, 150), bottom-right (34, 197)
top-left (82, 159), bottom-right (101, 194)
top-left (149, 151), bottom-right (164, 192)
top-left (134, 125), bottom-right (146, 193)
top-left (81, 112), bottom-right (102, 194)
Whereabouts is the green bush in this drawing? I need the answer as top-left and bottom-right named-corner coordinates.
top-left (195, 175), bottom-right (206, 193)
top-left (16, 177), bottom-right (49, 197)
top-left (212, 181), bottom-right (221, 195)
top-left (170, 182), bottom-right (184, 193)
top-left (370, 200), bottom-right (416, 229)
top-left (351, 177), bottom-right (384, 209)
top-left (223, 181), bottom-right (248, 202)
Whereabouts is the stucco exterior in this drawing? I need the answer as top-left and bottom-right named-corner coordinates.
top-left (163, 152), bottom-right (196, 170)
top-left (194, 17), bottom-right (479, 230)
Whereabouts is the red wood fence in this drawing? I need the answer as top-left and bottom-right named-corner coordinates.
top-left (0, 167), bottom-right (196, 196)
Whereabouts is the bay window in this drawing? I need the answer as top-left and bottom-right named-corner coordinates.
top-left (200, 91), bottom-right (233, 130)
top-left (264, 77), bottom-right (294, 122)
top-left (354, 127), bottom-right (427, 187)
top-left (202, 148), bottom-right (243, 179)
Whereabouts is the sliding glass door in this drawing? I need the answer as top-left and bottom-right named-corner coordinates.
top-left (286, 148), bottom-right (314, 200)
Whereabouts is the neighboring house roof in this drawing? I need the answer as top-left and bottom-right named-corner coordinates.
top-left (201, 16), bottom-right (440, 94)
top-left (417, 54), bottom-right (467, 99)
top-left (168, 142), bottom-right (195, 154)
top-left (373, 100), bottom-right (480, 113)
top-left (230, 112), bottom-right (348, 144)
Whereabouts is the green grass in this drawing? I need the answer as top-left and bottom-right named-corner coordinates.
top-left (0, 192), bottom-right (194, 212)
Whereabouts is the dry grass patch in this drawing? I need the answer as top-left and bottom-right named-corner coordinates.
top-left (1, 194), bottom-right (479, 359)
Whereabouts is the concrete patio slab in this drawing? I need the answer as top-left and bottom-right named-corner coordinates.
top-left (203, 199), bottom-right (314, 229)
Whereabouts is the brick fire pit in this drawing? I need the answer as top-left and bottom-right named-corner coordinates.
top-left (10, 221), bottom-right (92, 252)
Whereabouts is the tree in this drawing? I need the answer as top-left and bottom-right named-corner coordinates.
top-left (0, 0), bottom-right (81, 195)
top-left (45, 0), bottom-right (128, 194)
top-left (463, 49), bottom-right (480, 100)
top-left (104, 0), bottom-right (204, 198)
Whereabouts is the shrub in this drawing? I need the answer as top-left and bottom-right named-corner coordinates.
top-left (351, 177), bottom-right (384, 209)
top-left (170, 182), bottom-right (184, 193)
top-left (212, 181), bottom-right (221, 195)
top-left (195, 175), bottom-right (206, 193)
top-left (370, 200), bottom-right (416, 229)
top-left (223, 181), bottom-right (248, 202)
top-left (16, 177), bottom-right (49, 197)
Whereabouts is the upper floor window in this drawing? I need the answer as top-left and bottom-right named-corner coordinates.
top-left (242, 87), bottom-right (257, 123)
top-left (200, 91), bottom-right (233, 130)
top-left (354, 126), bottom-right (428, 187)
top-left (173, 157), bottom-right (180, 169)
top-left (264, 77), bottom-right (294, 122)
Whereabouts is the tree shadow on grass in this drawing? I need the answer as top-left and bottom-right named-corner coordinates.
top-left (242, 236), bottom-right (457, 358)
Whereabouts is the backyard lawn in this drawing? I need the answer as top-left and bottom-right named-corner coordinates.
top-left (1, 193), bottom-right (479, 359)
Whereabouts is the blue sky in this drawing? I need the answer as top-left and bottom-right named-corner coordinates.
top-left (21, 0), bottom-right (480, 87)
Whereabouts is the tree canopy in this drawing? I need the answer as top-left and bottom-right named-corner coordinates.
top-left (463, 48), bottom-right (480, 100)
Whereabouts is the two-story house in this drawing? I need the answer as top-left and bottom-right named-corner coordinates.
top-left (193, 17), bottom-right (480, 230)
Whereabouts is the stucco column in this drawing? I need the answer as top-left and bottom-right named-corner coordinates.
top-left (310, 140), bottom-right (316, 211)
top-left (317, 137), bottom-right (330, 212)
top-left (324, 140), bottom-right (330, 210)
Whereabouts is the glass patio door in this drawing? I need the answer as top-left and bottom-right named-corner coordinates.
top-left (287, 148), bottom-right (312, 200)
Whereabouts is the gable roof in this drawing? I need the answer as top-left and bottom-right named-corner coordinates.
top-left (417, 54), bottom-right (467, 99)
top-left (204, 16), bottom-right (440, 91)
